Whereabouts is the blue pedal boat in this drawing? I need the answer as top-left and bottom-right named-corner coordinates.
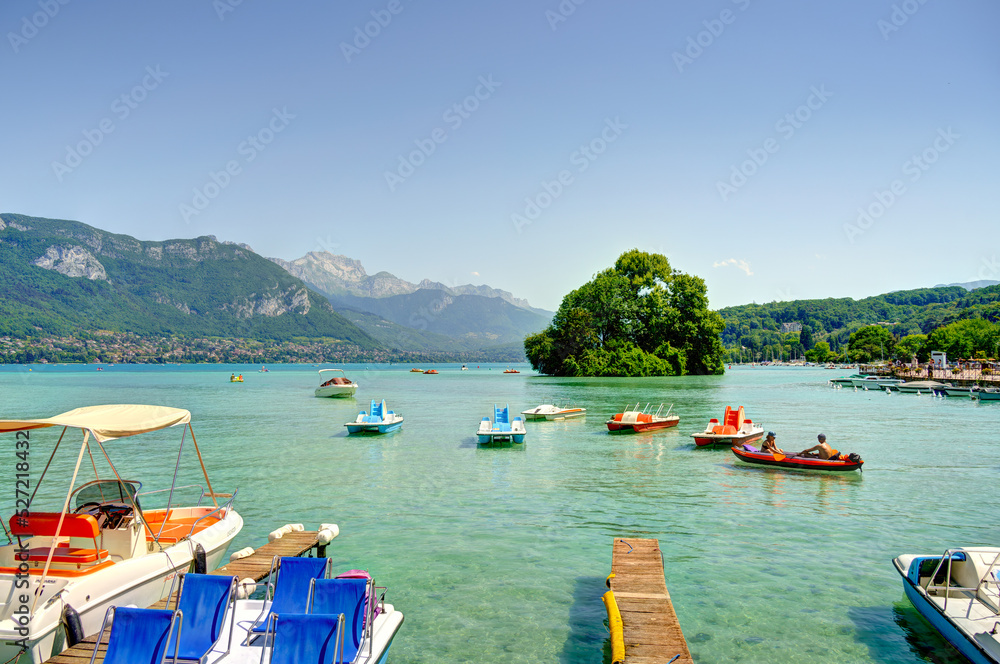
top-left (345, 400), bottom-right (403, 434)
top-left (477, 404), bottom-right (526, 444)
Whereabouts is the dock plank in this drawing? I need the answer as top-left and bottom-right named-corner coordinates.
top-left (609, 537), bottom-right (692, 664)
top-left (42, 531), bottom-right (322, 664)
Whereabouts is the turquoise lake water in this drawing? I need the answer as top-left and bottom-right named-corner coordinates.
top-left (2, 363), bottom-right (997, 663)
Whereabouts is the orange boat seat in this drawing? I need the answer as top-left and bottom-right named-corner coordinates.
top-left (713, 425), bottom-right (738, 435)
top-left (27, 546), bottom-right (110, 564)
top-left (9, 512), bottom-right (100, 539)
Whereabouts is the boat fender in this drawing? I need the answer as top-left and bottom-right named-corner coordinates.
top-left (268, 529), bottom-right (285, 542)
top-left (602, 590), bottom-right (625, 664)
top-left (62, 604), bottom-right (85, 647)
top-left (317, 526), bottom-right (339, 545)
top-left (605, 573), bottom-right (615, 589)
top-left (236, 577), bottom-right (256, 600)
top-left (229, 547), bottom-right (254, 563)
top-left (280, 523), bottom-right (304, 533)
top-left (193, 543), bottom-right (207, 575)
top-left (320, 523), bottom-right (340, 537)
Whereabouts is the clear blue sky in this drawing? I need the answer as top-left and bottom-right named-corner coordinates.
top-left (2, 1), bottom-right (997, 311)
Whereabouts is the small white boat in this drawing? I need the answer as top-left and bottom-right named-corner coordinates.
top-left (477, 404), bottom-right (526, 443)
top-left (314, 369), bottom-right (358, 398)
top-left (942, 386), bottom-right (977, 398)
top-left (345, 399), bottom-right (403, 434)
top-left (0, 405), bottom-right (243, 664)
top-left (893, 547), bottom-right (1000, 664)
top-left (896, 380), bottom-right (950, 393)
top-left (520, 404), bottom-right (586, 421)
top-left (829, 373), bottom-right (865, 386)
top-left (850, 375), bottom-right (905, 390)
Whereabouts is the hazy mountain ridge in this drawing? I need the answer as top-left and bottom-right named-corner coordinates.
top-left (270, 251), bottom-right (548, 314)
top-left (0, 213), bottom-right (376, 346)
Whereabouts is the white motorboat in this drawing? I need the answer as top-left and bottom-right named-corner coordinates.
top-left (0, 405), bottom-right (243, 664)
top-left (520, 404), bottom-right (586, 421)
top-left (829, 373), bottom-right (864, 386)
top-left (314, 369), bottom-right (358, 398)
top-left (893, 547), bottom-right (1000, 664)
top-left (849, 375), bottom-right (905, 390)
top-left (896, 380), bottom-right (950, 394)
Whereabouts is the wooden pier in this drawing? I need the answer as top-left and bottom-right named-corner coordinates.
top-left (607, 537), bottom-right (692, 664)
top-left (43, 531), bottom-right (322, 664)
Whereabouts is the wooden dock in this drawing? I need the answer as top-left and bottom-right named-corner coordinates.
top-left (43, 531), bottom-right (322, 664)
top-left (607, 537), bottom-right (692, 664)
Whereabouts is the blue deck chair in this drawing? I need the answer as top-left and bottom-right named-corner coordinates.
top-left (89, 606), bottom-right (182, 664)
top-left (265, 613), bottom-right (344, 664)
top-left (307, 577), bottom-right (373, 662)
top-left (250, 556), bottom-right (331, 637)
top-left (164, 573), bottom-right (237, 662)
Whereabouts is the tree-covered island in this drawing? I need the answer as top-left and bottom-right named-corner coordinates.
top-left (524, 250), bottom-right (726, 376)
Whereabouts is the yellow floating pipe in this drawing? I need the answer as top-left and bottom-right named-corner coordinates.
top-left (603, 589), bottom-right (625, 664)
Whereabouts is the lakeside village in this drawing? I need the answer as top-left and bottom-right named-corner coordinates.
top-left (0, 332), bottom-right (514, 365)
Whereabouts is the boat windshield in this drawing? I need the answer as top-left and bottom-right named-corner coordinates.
top-left (71, 479), bottom-right (142, 509)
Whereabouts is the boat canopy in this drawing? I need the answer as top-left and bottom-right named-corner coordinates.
top-left (0, 404), bottom-right (191, 442)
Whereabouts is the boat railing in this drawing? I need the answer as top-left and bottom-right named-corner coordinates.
top-left (182, 489), bottom-right (238, 540)
top-left (136, 484), bottom-right (207, 507)
top-left (922, 549), bottom-right (1000, 612)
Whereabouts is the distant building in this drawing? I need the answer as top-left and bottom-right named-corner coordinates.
top-left (931, 351), bottom-right (947, 368)
top-left (781, 322), bottom-right (803, 333)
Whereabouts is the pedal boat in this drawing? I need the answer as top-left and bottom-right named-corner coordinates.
top-left (606, 403), bottom-right (679, 433)
top-left (691, 406), bottom-right (763, 447)
top-left (345, 400), bottom-right (403, 434)
top-left (730, 444), bottom-right (864, 472)
top-left (520, 404), bottom-right (586, 421)
top-left (0, 404), bottom-right (242, 664)
top-left (314, 369), bottom-right (358, 398)
top-left (477, 404), bottom-right (526, 444)
top-left (893, 547), bottom-right (1000, 664)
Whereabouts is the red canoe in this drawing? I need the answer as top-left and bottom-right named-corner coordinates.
top-left (730, 445), bottom-right (863, 472)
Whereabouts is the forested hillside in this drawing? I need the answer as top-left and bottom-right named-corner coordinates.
top-left (720, 286), bottom-right (1000, 361)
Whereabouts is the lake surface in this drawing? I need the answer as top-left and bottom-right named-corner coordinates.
top-left (2, 363), bottom-right (997, 663)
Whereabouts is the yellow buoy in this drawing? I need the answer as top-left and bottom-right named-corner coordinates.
top-left (602, 590), bottom-right (625, 664)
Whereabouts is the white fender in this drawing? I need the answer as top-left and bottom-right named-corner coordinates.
top-left (268, 529), bottom-right (284, 542)
top-left (317, 526), bottom-right (339, 544)
top-left (236, 577), bottom-right (256, 600)
top-left (229, 547), bottom-right (254, 562)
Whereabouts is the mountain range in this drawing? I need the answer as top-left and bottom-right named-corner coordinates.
top-left (0, 213), bottom-right (549, 358)
top-left (269, 251), bottom-right (552, 348)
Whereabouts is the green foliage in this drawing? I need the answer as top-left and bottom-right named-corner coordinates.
top-left (719, 284), bottom-right (1000, 361)
top-left (805, 341), bottom-right (834, 363)
top-left (926, 319), bottom-right (1000, 360)
top-left (894, 334), bottom-right (927, 362)
top-left (848, 325), bottom-right (895, 363)
top-left (523, 250), bottom-right (725, 376)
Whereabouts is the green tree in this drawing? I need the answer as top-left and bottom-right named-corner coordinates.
top-left (847, 325), bottom-right (895, 363)
top-left (894, 334), bottom-right (927, 362)
top-left (805, 341), bottom-right (833, 363)
top-left (523, 250), bottom-right (725, 376)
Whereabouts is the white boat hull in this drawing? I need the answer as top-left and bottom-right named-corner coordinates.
top-left (0, 510), bottom-right (242, 664)
top-left (315, 385), bottom-right (358, 398)
top-left (894, 549), bottom-right (1000, 664)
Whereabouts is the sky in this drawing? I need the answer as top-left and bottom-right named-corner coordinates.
top-left (1, 1), bottom-right (998, 311)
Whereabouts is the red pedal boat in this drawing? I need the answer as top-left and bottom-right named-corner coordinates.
top-left (691, 406), bottom-right (764, 447)
top-left (606, 403), bottom-right (679, 433)
top-left (730, 445), bottom-right (864, 472)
